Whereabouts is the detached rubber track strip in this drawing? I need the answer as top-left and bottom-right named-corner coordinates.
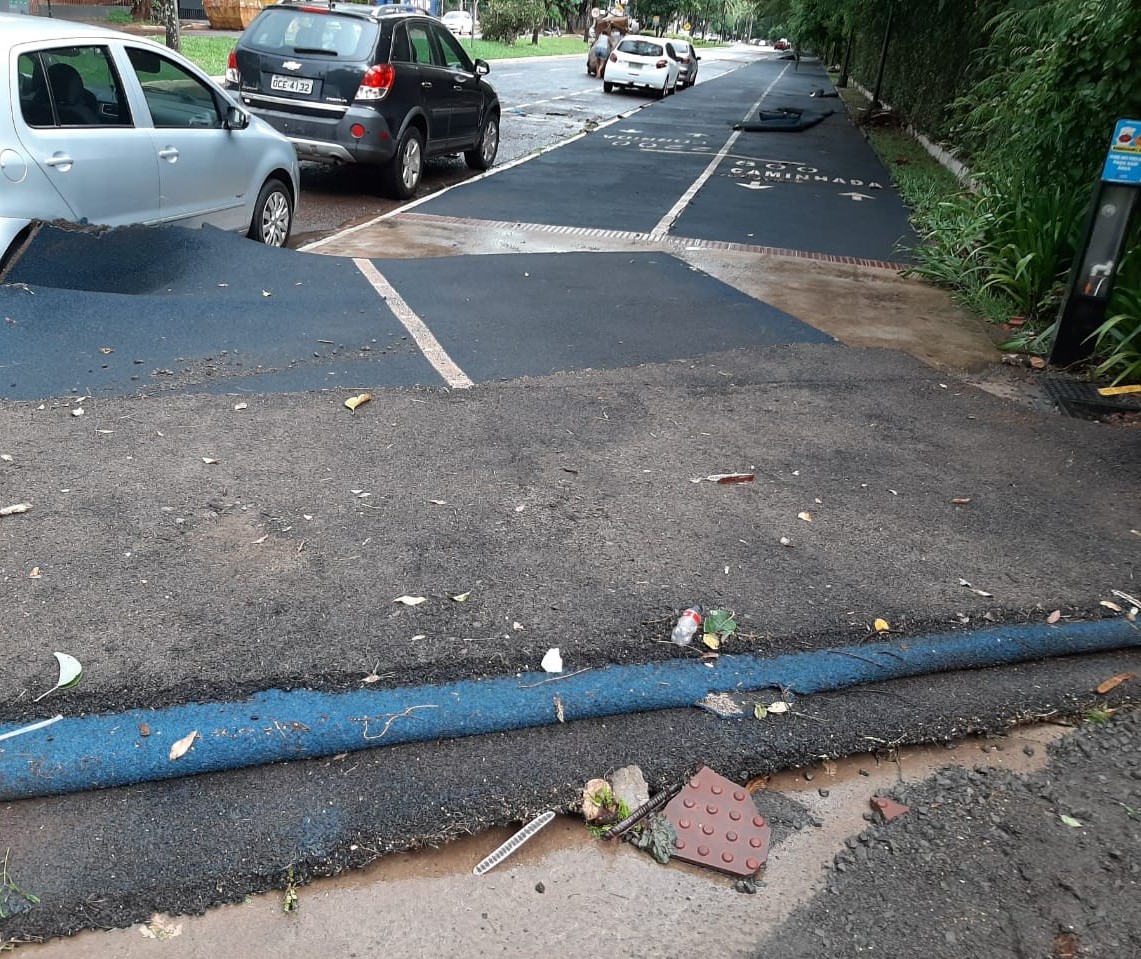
top-left (1, 619), bottom-right (1137, 800)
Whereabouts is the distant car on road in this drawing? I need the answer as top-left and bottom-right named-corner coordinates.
top-left (227, 1), bottom-right (500, 200)
top-left (773, 38), bottom-right (791, 50)
top-left (671, 39), bottom-right (700, 88)
top-left (441, 10), bottom-right (474, 35)
top-left (602, 36), bottom-right (680, 98)
top-left (0, 12), bottom-right (300, 267)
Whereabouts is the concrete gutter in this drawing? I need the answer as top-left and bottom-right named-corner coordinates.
top-left (1, 618), bottom-right (1136, 801)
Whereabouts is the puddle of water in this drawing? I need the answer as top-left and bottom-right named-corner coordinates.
top-left (21, 726), bottom-right (1068, 959)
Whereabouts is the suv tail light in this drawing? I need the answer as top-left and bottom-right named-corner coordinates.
top-left (355, 63), bottom-right (395, 102)
top-left (225, 49), bottom-right (240, 85)
top-left (655, 58), bottom-right (667, 68)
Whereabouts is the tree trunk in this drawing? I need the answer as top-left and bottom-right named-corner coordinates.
top-left (164, 0), bottom-right (181, 52)
top-left (531, 26), bottom-right (539, 44)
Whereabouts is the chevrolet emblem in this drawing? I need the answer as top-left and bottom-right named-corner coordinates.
top-left (282, 60), bottom-right (302, 70)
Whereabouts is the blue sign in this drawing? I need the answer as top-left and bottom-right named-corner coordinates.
top-left (1102, 118), bottom-right (1141, 185)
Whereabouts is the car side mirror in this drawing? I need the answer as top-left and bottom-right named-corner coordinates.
top-left (695, 54), bottom-right (701, 60)
top-left (224, 105), bottom-right (250, 130)
top-left (474, 59), bottom-right (490, 76)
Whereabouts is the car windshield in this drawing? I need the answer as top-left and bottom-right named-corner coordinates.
top-left (617, 39), bottom-right (663, 57)
top-left (246, 10), bottom-right (378, 58)
top-left (674, 43), bottom-right (691, 55)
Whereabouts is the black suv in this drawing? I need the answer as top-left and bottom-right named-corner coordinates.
top-left (226, 1), bottom-right (500, 198)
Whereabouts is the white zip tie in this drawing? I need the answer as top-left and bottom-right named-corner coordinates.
top-left (0, 714), bottom-right (63, 743)
top-left (472, 810), bottom-right (555, 876)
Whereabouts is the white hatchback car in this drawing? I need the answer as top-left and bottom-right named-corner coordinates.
top-left (440, 10), bottom-right (474, 35)
top-left (0, 13), bottom-right (301, 269)
top-left (602, 35), bottom-right (680, 98)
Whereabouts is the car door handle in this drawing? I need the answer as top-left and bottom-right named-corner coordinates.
top-left (421, 81), bottom-right (433, 89)
top-left (157, 147), bottom-right (179, 161)
top-left (453, 84), bottom-right (464, 92)
top-left (44, 153), bottom-right (74, 169)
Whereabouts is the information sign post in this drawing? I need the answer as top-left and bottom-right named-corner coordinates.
top-left (1050, 119), bottom-right (1141, 366)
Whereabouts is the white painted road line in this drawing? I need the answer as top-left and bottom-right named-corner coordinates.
top-left (352, 258), bottom-right (474, 390)
top-left (649, 61), bottom-right (792, 238)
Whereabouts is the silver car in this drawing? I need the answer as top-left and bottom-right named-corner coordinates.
top-left (0, 13), bottom-right (301, 267)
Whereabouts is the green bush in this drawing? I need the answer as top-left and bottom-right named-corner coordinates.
top-left (479, 0), bottom-right (530, 44)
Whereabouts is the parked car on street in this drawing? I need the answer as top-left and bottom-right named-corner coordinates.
top-left (602, 35), bottom-right (680, 98)
top-left (0, 12), bottom-right (300, 268)
top-left (227, 0), bottom-right (500, 199)
top-left (440, 10), bottom-right (474, 36)
top-left (671, 39), bottom-right (700, 88)
top-left (773, 38), bottom-right (791, 50)
top-left (586, 34), bottom-right (610, 76)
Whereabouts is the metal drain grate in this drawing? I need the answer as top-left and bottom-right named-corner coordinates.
top-left (1042, 376), bottom-right (1141, 420)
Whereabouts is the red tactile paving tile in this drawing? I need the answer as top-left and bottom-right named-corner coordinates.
top-left (870, 795), bottom-right (910, 822)
top-left (664, 766), bottom-right (770, 877)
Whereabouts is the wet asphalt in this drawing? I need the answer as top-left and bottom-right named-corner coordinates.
top-left (0, 52), bottom-right (1138, 945)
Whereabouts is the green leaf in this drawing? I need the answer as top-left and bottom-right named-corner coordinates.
top-left (754, 703), bottom-right (768, 720)
top-left (1059, 814), bottom-right (1082, 828)
top-left (705, 609), bottom-right (738, 638)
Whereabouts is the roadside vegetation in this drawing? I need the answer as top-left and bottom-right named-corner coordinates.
top-left (769, 0), bottom-right (1141, 382)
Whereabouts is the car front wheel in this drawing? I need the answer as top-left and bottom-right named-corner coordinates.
top-left (464, 112), bottom-right (499, 171)
top-left (603, 81), bottom-right (614, 93)
top-left (247, 177), bottom-right (292, 247)
top-left (382, 126), bottom-right (424, 200)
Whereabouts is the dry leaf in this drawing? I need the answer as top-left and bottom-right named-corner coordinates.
top-left (958, 578), bottom-right (993, 598)
top-left (706, 473), bottom-right (755, 484)
top-left (451, 591), bottom-right (471, 602)
top-left (767, 701), bottom-right (790, 714)
top-left (169, 730), bottom-right (199, 761)
top-left (99, 346), bottom-right (114, 355)
top-left (28, 566), bottom-right (41, 579)
top-left (702, 633), bottom-right (721, 650)
top-left (139, 914), bottom-right (183, 940)
top-left (71, 407), bottom-right (84, 417)
top-left (233, 402), bottom-right (248, 411)
top-left (1029, 356), bottom-right (1047, 369)
top-left (798, 511), bottom-right (813, 522)
top-left (951, 497), bottom-right (971, 505)
top-left (1059, 814), bottom-right (1082, 827)
top-left (514, 504), bottom-right (526, 512)
top-left (394, 595), bottom-right (427, 606)
top-left (873, 618), bottom-right (890, 633)
top-left (429, 499), bottom-right (447, 505)
top-left (779, 536), bottom-right (793, 547)
top-left (261, 289), bottom-right (272, 297)
top-left (1100, 601), bottom-right (1123, 613)
top-left (1095, 672), bottom-right (1135, 695)
top-left (251, 534), bottom-right (268, 545)
top-left (201, 457), bottom-right (218, 465)
top-left (554, 695), bottom-right (565, 723)
top-left (0, 454), bottom-right (12, 462)
top-left (344, 393), bottom-right (372, 412)
top-left (1046, 609), bottom-right (1061, 624)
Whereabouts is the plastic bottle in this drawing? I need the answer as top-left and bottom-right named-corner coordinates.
top-left (671, 605), bottom-right (703, 646)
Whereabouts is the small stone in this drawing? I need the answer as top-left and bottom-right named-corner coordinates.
top-left (858, 768), bottom-right (870, 777)
top-left (804, 771), bottom-right (815, 782)
top-left (1023, 745), bottom-right (1036, 757)
top-left (818, 788), bottom-right (830, 798)
top-left (535, 882), bottom-right (545, 894)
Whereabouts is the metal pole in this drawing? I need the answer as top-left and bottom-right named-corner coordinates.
top-left (870, 1), bottom-right (893, 109)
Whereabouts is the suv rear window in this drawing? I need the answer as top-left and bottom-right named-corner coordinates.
top-left (245, 9), bottom-right (379, 59)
